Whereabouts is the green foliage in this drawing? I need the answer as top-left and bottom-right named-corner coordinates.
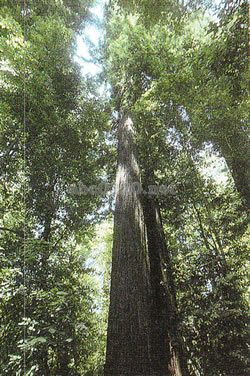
top-left (103, 0), bottom-right (249, 374)
top-left (161, 159), bottom-right (249, 375)
top-left (0, 0), bottom-right (108, 374)
top-left (0, 0), bottom-right (249, 375)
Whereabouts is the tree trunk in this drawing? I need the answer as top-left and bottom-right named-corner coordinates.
top-left (217, 129), bottom-right (250, 210)
top-left (104, 114), bottom-right (169, 376)
top-left (37, 215), bottom-right (53, 375)
top-left (142, 193), bottom-right (190, 376)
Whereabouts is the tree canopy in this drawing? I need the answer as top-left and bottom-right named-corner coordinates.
top-left (0, 0), bottom-right (249, 375)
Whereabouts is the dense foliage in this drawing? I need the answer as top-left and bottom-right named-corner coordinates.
top-left (0, 0), bottom-right (248, 375)
top-left (0, 1), bottom-right (108, 374)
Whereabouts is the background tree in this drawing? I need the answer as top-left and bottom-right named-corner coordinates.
top-left (0, 1), bottom-right (108, 374)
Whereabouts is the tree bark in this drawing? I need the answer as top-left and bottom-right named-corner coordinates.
top-left (142, 192), bottom-right (190, 376)
top-left (217, 129), bottom-right (250, 210)
top-left (104, 114), bottom-right (170, 376)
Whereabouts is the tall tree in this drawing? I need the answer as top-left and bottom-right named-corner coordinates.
top-left (103, 1), bottom-right (248, 375)
top-left (105, 113), bottom-right (169, 375)
top-left (103, 3), bottom-right (192, 374)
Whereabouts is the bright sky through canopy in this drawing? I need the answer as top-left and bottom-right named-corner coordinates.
top-left (75, 0), bottom-right (107, 76)
top-left (75, 0), bottom-right (223, 76)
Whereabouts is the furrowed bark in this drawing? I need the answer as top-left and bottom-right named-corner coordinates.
top-left (104, 114), bottom-right (170, 376)
top-left (142, 193), bottom-right (190, 376)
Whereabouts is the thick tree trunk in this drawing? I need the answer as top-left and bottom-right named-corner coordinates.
top-left (142, 193), bottom-right (190, 376)
top-left (104, 114), bottom-right (169, 376)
